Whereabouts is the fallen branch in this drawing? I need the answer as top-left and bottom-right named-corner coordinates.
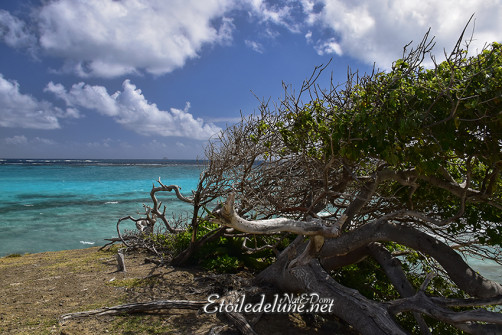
top-left (59, 299), bottom-right (206, 324)
top-left (60, 289), bottom-right (260, 334)
top-left (213, 290), bottom-right (259, 335)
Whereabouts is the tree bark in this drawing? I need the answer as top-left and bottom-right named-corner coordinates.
top-left (320, 220), bottom-right (502, 298)
top-left (388, 291), bottom-right (502, 334)
top-left (255, 239), bottom-right (408, 335)
top-left (212, 192), bottom-right (344, 238)
top-left (368, 242), bottom-right (431, 335)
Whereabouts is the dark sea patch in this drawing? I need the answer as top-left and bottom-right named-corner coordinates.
top-left (0, 195), bottom-right (189, 216)
top-left (16, 193), bottom-right (78, 200)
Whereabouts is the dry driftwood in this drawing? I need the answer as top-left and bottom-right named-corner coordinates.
top-left (59, 299), bottom-right (206, 323)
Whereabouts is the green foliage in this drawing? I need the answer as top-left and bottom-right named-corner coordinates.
top-left (139, 229), bottom-right (191, 259)
top-left (332, 258), bottom-right (401, 302)
top-left (194, 229), bottom-right (278, 273)
top-left (273, 42), bottom-right (502, 245)
top-left (202, 254), bottom-right (241, 273)
top-left (5, 253), bottom-right (22, 258)
top-left (279, 42), bottom-right (502, 171)
top-left (148, 219), bottom-right (278, 273)
top-left (107, 276), bottom-right (161, 288)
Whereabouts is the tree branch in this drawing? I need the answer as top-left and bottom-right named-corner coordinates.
top-left (388, 291), bottom-right (502, 330)
top-left (368, 242), bottom-right (431, 335)
top-left (321, 221), bottom-right (502, 298)
top-left (212, 192), bottom-right (344, 238)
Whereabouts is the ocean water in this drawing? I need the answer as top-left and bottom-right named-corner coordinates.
top-left (0, 159), bottom-right (203, 256)
top-left (0, 159), bottom-right (500, 283)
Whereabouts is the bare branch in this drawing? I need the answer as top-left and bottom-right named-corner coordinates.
top-left (212, 193), bottom-right (344, 238)
top-left (60, 299), bottom-right (206, 324)
top-left (388, 291), bottom-right (502, 328)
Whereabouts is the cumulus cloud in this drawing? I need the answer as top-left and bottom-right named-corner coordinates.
top-left (246, 0), bottom-right (502, 67)
top-left (45, 80), bottom-right (222, 140)
top-left (1, 1), bottom-right (309, 77)
top-left (313, 37), bottom-right (343, 56)
top-left (0, 74), bottom-right (79, 129)
top-left (45, 82), bottom-right (119, 116)
top-left (304, 0), bottom-right (502, 68)
top-left (0, 9), bottom-right (36, 49)
top-left (34, 0), bottom-right (235, 77)
top-left (3, 0), bottom-right (500, 76)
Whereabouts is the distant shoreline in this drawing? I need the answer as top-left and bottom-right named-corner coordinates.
top-left (0, 158), bottom-right (207, 166)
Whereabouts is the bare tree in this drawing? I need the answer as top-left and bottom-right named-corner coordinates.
top-left (74, 26), bottom-right (502, 334)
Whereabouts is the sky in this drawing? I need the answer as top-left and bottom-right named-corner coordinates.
top-left (0, 0), bottom-right (501, 159)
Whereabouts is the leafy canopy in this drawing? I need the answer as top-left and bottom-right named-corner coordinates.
top-left (281, 42), bottom-right (502, 169)
top-left (275, 42), bottom-right (502, 243)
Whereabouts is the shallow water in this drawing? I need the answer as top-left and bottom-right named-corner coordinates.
top-left (0, 159), bottom-right (202, 256)
top-left (0, 158), bottom-right (500, 283)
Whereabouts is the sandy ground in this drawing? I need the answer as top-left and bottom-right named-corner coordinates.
top-left (0, 246), bottom-right (349, 334)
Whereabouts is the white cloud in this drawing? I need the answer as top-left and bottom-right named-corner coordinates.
top-left (33, 137), bottom-right (56, 145)
top-left (245, 39), bottom-right (264, 53)
top-left (86, 138), bottom-right (115, 149)
top-left (3, 0), bottom-right (500, 76)
top-left (4, 135), bottom-right (28, 145)
top-left (45, 82), bottom-right (119, 116)
top-left (34, 0), bottom-right (235, 77)
top-left (305, 30), bottom-right (313, 41)
top-left (0, 74), bottom-right (79, 129)
top-left (3, 135), bottom-right (55, 145)
top-left (0, 9), bottom-right (36, 49)
top-left (305, 0), bottom-right (502, 68)
top-left (314, 38), bottom-right (342, 56)
top-left (247, 0), bottom-right (291, 25)
top-left (46, 80), bottom-right (222, 140)
top-left (1, 1), bottom-right (309, 77)
top-left (246, 0), bottom-right (309, 33)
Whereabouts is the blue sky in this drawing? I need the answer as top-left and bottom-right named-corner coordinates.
top-left (0, 0), bottom-right (501, 159)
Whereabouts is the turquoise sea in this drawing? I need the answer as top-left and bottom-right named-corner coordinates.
top-left (0, 158), bottom-right (500, 283)
top-left (0, 159), bottom-right (202, 256)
